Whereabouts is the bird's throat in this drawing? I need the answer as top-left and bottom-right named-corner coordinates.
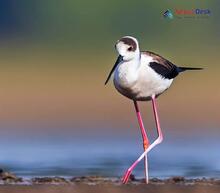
top-left (114, 59), bottom-right (140, 89)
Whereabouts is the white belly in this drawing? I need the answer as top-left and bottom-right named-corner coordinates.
top-left (113, 60), bottom-right (173, 101)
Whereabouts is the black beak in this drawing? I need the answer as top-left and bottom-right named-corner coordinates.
top-left (105, 55), bottom-right (123, 85)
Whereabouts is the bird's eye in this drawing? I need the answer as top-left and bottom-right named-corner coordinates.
top-left (128, 47), bottom-right (132, 51)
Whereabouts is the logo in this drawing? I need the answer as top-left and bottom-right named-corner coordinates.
top-left (163, 9), bottom-right (174, 19)
top-left (163, 8), bottom-right (211, 19)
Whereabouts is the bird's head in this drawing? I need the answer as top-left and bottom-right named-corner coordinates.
top-left (104, 36), bottom-right (140, 85)
top-left (115, 36), bottom-right (140, 61)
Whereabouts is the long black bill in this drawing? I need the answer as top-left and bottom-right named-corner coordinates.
top-left (105, 55), bottom-right (123, 85)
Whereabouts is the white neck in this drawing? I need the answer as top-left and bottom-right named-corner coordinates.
top-left (129, 51), bottom-right (141, 71)
top-left (114, 53), bottom-right (141, 88)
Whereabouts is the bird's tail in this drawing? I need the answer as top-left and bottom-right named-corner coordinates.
top-left (178, 67), bottom-right (203, 72)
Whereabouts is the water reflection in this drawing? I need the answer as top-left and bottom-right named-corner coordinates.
top-left (0, 137), bottom-right (219, 179)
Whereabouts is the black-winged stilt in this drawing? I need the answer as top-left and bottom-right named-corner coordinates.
top-left (105, 36), bottom-right (202, 184)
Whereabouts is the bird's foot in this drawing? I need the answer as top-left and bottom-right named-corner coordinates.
top-left (122, 169), bottom-right (132, 184)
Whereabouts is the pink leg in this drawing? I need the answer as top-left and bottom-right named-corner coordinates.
top-left (122, 95), bottom-right (163, 184)
top-left (133, 100), bottom-right (150, 183)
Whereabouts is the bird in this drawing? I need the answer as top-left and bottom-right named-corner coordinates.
top-left (105, 36), bottom-right (203, 184)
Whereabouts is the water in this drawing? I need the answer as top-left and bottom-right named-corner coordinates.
top-left (0, 135), bottom-right (220, 179)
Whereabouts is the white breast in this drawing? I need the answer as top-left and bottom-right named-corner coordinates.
top-left (113, 54), bottom-right (173, 101)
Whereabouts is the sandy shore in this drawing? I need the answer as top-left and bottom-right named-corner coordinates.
top-left (1, 175), bottom-right (220, 193)
top-left (1, 170), bottom-right (220, 192)
top-left (0, 183), bottom-right (220, 193)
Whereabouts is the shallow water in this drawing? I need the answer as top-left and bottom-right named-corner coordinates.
top-left (0, 134), bottom-right (219, 179)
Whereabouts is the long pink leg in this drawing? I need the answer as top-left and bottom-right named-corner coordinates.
top-left (122, 95), bottom-right (163, 184)
top-left (133, 100), bottom-right (150, 183)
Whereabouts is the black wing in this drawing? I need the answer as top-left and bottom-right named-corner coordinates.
top-left (142, 51), bottom-right (179, 79)
top-left (149, 61), bottom-right (179, 79)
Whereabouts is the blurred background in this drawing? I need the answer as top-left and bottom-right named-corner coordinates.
top-left (0, 0), bottom-right (219, 178)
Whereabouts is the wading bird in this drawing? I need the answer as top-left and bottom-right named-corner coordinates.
top-left (105, 36), bottom-right (202, 184)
